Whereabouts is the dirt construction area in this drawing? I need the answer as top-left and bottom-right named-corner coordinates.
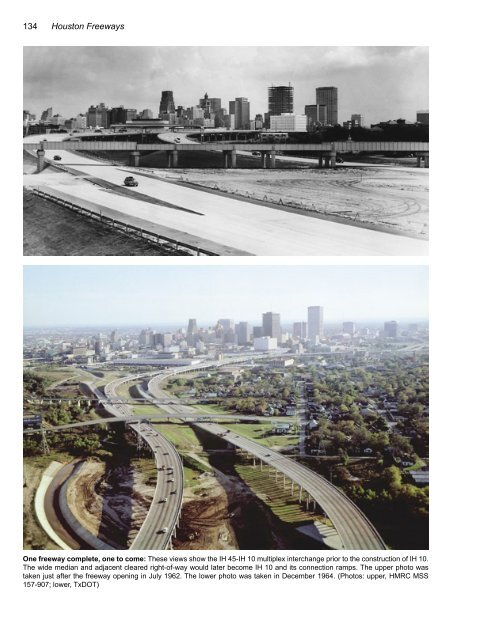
top-left (66, 460), bottom-right (155, 549)
top-left (161, 166), bottom-right (429, 239)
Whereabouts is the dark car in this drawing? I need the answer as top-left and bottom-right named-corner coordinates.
top-left (53, 155), bottom-right (62, 161)
top-left (124, 176), bottom-right (138, 187)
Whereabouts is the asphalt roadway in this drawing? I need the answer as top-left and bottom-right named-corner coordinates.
top-left (24, 135), bottom-right (428, 256)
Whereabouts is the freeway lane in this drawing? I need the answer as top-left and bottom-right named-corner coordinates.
top-left (101, 375), bottom-right (184, 549)
top-left (24, 136), bottom-right (427, 256)
top-left (146, 373), bottom-right (386, 551)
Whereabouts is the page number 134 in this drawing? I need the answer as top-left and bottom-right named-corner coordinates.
top-left (24, 23), bottom-right (37, 29)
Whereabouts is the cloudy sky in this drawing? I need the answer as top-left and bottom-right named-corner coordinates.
top-left (24, 265), bottom-right (428, 327)
top-left (24, 46), bottom-right (428, 125)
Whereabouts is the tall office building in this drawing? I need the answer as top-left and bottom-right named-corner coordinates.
top-left (41, 107), bottom-right (53, 122)
top-left (268, 85), bottom-right (294, 117)
top-left (109, 106), bottom-right (137, 125)
top-left (416, 110), bottom-right (429, 125)
top-left (187, 318), bottom-right (198, 346)
top-left (384, 321), bottom-right (398, 338)
top-left (316, 87), bottom-right (338, 125)
top-left (262, 312), bottom-right (281, 343)
top-left (305, 104), bottom-right (328, 128)
top-left (229, 97), bottom-right (250, 129)
top-left (293, 322), bottom-right (308, 339)
top-left (351, 114), bottom-right (364, 128)
top-left (218, 319), bottom-right (234, 333)
top-left (307, 306), bottom-right (324, 341)
top-left (199, 93), bottom-right (222, 115)
top-left (236, 322), bottom-right (252, 345)
top-left (159, 90), bottom-right (175, 116)
top-left (342, 321), bottom-right (356, 335)
top-left (87, 103), bottom-right (109, 128)
top-left (253, 326), bottom-right (264, 339)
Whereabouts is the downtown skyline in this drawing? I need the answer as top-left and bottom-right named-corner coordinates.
top-left (23, 46), bottom-right (429, 126)
top-left (24, 265), bottom-right (428, 327)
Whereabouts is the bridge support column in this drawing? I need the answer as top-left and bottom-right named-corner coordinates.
top-left (324, 155), bottom-right (331, 168)
top-left (306, 495), bottom-right (310, 510)
top-left (330, 150), bottom-right (337, 168)
top-left (129, 151), bottom-right (140, 167)
top-left (172, 148), bottom-right (179, 168)
top-left (283, 474), bottom-right (287, 490)
top-left (36, 149), bottom-right (45, 172)
top-left (270, 151), bottom-right (276, 169)
top-left (252, 457), bottom-right (256, 468)
top-left (424, 154), bottom-right (429, 168)
top-left (265, 154), bottom-right (271, 168)
top-left (318, 155), bottom-right (324, 168)
top-left (291, 481), bottom-right (294, 496)
top-left (260, 459), bottom-right (263, 471)
top-left (231, 150), bottom-right (237, 168)
top-left (261, 153), bottom-right (267, 168)
top-left (299, 486), bottom-right (303, 503)
top-left (275, 469), bottom-right (278, 482)
top-left (223, 151), bottom-right (230, 168)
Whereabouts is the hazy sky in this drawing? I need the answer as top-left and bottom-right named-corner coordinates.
top-left (24, 265), bottom-right (428, 328)
top-left (24, 46), bottom-right (428, 125)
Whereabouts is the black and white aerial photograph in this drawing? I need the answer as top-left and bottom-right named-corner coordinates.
top-left (23, 46), bottom-right (429, 256)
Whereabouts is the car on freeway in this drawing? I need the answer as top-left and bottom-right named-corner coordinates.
top-left (158, 527), bottom-right (168, 534)
top-left (171, 490), bottom-right (177, 495)
top-left (124, 176), bottom-right (139, 187)
top-left (159, 498), bottom-right (168, 503)
top-left (53, 155), bottom-right (62, 161)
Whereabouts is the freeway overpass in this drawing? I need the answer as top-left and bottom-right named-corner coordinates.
top-left (23, 135), bottom-right (428, 256)
top-left (146, 372), bottom-right (386, 550)
top-left (26, 139), bottom-right (429, 170)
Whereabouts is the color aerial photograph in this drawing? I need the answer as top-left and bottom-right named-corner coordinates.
top-left (23, 265), bottom-right (429, 551)
top-left (23, 46), bottom-right (429, 256)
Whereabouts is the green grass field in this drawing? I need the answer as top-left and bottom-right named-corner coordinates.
top-left (155, 422), bottom-right (203, 451)
top-left (235, 463), bottom-right (322, 526)
top-left (153, 422), bottom-right (214, 489)
top-left (132, 404), bottom-right (163, 416)
top-left (191, 403), bottom-right (231, 415)
top-left (223, 423), bottom-right (299, 449)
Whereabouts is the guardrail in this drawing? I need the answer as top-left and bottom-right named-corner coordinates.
top-left (30, 189), bottom-right (218, 256)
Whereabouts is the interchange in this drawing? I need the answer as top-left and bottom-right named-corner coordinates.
top-left (27, 356), bottom-right (386, 550)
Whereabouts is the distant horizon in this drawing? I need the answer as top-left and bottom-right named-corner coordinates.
top-left (24, 317), bottom-right (429, 332)
top-left (24, 265), bottom-right (428, 328)
top-left (24, 46), bottom-right (429, 126)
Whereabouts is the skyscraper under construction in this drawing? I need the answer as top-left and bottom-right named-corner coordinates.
top-left (268, 84), bottom-right (294, 116)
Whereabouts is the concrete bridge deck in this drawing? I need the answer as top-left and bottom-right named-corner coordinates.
top-left (25, 139), bottom-right (429, 169)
